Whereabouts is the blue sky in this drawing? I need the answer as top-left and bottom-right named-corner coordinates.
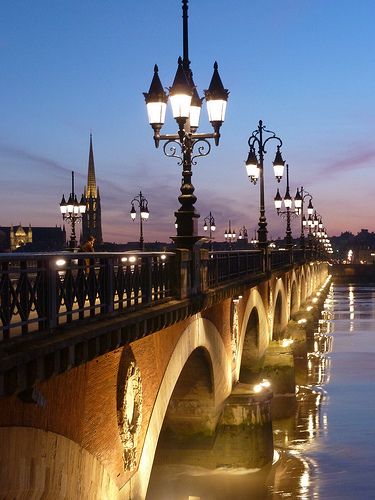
top-left (1, 0), bottom-right (375, 243)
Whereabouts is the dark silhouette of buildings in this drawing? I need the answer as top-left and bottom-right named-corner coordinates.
top-left (82, 134), bottom-right (103, 244)
top-left (0, 225), bottom-right (66, 252)
top-left (331, 229), bottom-right (375, 262)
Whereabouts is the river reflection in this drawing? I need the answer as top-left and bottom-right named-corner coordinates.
top-left (147, 283), bottom-right (375, 499)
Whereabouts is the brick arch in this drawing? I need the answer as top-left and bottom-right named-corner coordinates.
top-left (130, 317), bottom-right (231, 499)
top-left (236, 288), bottom-right (269, 382)
top-left (299, 267), bottom-right (307, 304)
top-left (305, 265), bottom-right (312, 298)
top-left (0, 426), bottom-right (119, 499)
top-left (159, 346), bottom-right (217, 439)
top-left (312, 265), bottom-right (317, 293)
top-left (290, 271), bottom-right (299, 316)
top-left (272, 278), bottom-right (288, 340)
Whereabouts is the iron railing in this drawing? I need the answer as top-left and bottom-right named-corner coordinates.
top-left (208, 250), bottom-right (264, 288)
top-left (0, 252), bottom-right (174, 341)
top-left (269, 249), bottom-right (293, 269)
top-left (0, 248), bottom-right (324, 341)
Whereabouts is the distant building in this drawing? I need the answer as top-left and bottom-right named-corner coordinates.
top-left (81, 134), bottom-right (103, 244)
top-left (331, 229), bottom-right (375, 263)
top-left (0, 225), bottom-right (66, 252)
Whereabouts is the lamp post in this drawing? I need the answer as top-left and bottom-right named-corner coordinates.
top-left (274, 164), bottom-right (298, 248)
top-left (315, 215), bottom-right (324, 245)
top-left (238, 226), bottom-right (248, 242)
top-left (203, 211), bottom-right (216, 250)
top-left (59, 171), bottom-right (86, 250)
top-left (294, 187), bottom-right (314, 249)
top-left (310, 211), bottom-right (324, 252)
top-left (130, 191), bottom-right (149, 251)
top-left (224, 220), bottom-right (236, 250)
top-left (144, 0), bottom-right (229, 250)
top-left (244, 120), bottom-right (286, 248)
top-left (250, 229), bottom-right (258, 247)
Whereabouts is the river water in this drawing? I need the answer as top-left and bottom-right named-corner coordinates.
top-left (147, 282), bottom-right (375, 499)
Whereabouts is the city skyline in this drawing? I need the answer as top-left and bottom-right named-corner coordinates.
top-left (1, 0), bottom-right (375, 243)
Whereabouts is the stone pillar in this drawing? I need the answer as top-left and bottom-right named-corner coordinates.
top-left (262, 342), bottom-right (296, 419)
top-left (153, 383), bottom-right (274, 470)
top-left (214, 383), bottom-right (274, 468)
top-left (198, 248), bottom-right (209, 294)
top-left (171, 249), bottom-right (192, 300)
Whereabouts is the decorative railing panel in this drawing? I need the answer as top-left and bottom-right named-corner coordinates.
top-left (269, 249), bottom-right (292, 269)
top-left (292, 248), bottom-right (306, 264)
top-left (0, 248), bottom-right (322, 342)
top-left (0, 252), bottom-right (174, 341)
top-left (208, 250), bottom-right (264, 288)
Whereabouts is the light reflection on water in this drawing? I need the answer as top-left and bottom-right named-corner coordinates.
top-left (147, 283), bottom-right (375, 499)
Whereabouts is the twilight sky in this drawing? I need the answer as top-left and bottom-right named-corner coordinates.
top-left (1, 0), bottom-right (375, 244)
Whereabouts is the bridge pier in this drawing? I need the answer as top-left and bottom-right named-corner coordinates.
top-left (153, 383), bottom-right (273, 471)
top-left (214, 383), bottom-right (274, 468)
top-left (261, 342), bottom-right (297, 419)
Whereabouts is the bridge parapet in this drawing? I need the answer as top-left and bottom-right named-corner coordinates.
top-left (0, 249), bottom-right (329, 398)
top-left (0, 248), bottom-right (325, 342)
top-left (0, 252), bottom-right (175, 341)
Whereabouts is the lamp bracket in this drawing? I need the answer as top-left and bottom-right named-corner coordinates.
top-left (277, 210), bottom-right (299, 221)
top-left (163, 140), bottom-right (183, 165)
top-left (191, 138), bottom-right (211, 165)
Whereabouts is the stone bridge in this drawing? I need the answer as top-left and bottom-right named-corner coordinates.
top-left (0, 249), bottom-right (329, 499)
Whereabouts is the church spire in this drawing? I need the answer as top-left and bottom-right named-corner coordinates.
top-left (82, 133), bottom-right (103, 244)
top-left (86, 133), bottom-right (97, 198)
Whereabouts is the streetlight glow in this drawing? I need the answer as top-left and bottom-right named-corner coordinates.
top-left (130, 191), bottom-right (150, 251)
top-left (244, 120), bottom-right (286, 248)
top-left (59, 171), bottom-right (86, 250)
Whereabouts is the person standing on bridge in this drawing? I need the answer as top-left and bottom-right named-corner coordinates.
top-left (80, 235), bottom-right (95, 253)
top-left (79, 236), bottom-right (95, 273)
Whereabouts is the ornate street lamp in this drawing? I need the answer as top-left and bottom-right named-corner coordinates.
top-left (144, 0), bottom-right (229, 250)
top-left (238, 226), bottom-right (248, 241)
top-left (130, 191), bottom-right (149, 251)
top-left (311, 211), bottom-right (325, 251)
top-left (224, 220), bottom-right (236, 250)
top-left (295, 186), bottom-right (314, 249)
top-left (274, 164), bottom-right (298, 248)
top-left (244, 120), bottom-right (285, 248)
top-left (250, 229), bottom-right (258, 247)
top-left (203, 211), bottom-right (216, 250)
top-left (59, 171), bottom-right (86, 250)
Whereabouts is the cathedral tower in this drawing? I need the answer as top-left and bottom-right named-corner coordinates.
top-left (82, 134), bottom-right (103, 244)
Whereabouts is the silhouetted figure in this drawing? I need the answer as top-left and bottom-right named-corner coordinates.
top-left (79, 236), bottom-right (95, 273)
top-left (80, 235), bottom-right (95, 252)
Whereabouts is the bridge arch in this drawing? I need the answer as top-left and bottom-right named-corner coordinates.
top-left (272, 278), bottom-right (288, 340)
top-left (131, 316), bottom-right (231, 499)
top-left (159, 346), bottom-right (216, 439)
top-left (305, 265), bottom-right (312, 299)
top-left (236, 288), bottom-right (269, 382)
top-left (299, 268), bottom-right (307, 304)
top-left (0, 426), bottom-right (119, 499)
top-left (290, 272), bottom-right (299, 316)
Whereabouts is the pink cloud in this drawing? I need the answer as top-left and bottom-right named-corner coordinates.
top-left (319, 147), bottom-right (375, 175)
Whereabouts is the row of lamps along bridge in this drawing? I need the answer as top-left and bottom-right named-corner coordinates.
top-left (58, 0), bottom-right (332, 255)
